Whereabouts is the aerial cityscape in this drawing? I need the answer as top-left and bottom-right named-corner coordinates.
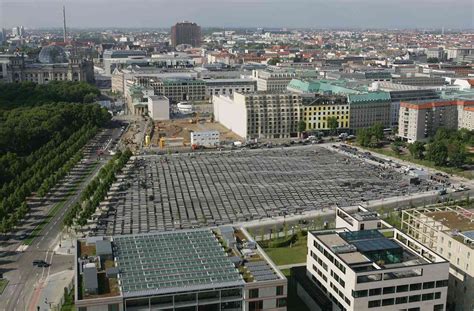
top-left (0, 1), bottom-right (473, 311)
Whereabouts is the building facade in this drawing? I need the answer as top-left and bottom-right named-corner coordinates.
top-left (147, 95), bottom-right (170, 120)
top-left (171, 22), bottom-right (201, 47)
top-left (102, 50), bottom-right (148, 76)
top-left (387, 88), bottom-right (440, 127)
top-left (0, 55), bottom-right (94, 84)
top-left (401, 205), bottom-right (474, 311)
top-left (132, 76), bottom-right (206, 103)
top-left (306, 206), bottom-right (450, 311)
top-left (253, 70), bottom-right (296, 92)
top-left (205, 79), bottom-right (257, 100)
top-left (398, 100), bottom-right (474, 142)
top-left (301, 95), bottom-right (350, 131)
top-left (190, 131), bottom-right (220, 147)
top-left (213, 92), bottom-right (302, 140)
top-left (348, 92), bottom-right (392, 130)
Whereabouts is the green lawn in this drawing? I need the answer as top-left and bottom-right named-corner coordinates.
top-left (264, 241), bottom-right (307, 266)
top-left (0, 279), bottom-right (9, 295)
top-left (364, 146), bottom-right (474, 180)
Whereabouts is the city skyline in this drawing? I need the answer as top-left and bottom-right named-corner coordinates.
top-left (1, 0), bottom-right (473, 29)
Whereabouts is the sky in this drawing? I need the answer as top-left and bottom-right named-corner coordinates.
top-left (0, 0), bottom-right (473, 29)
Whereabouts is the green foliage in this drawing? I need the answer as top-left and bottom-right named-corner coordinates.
top-left (427, 57), bottom-right (439, 63)
top-left (297, 120), bottom-right (306, 133)
top-left (327, 116), bottom-right (338, 134)
top-left (426, 140), bottom-right (448, 166)
top-left (408, 141), bottom-right (425, 159)
top-left (447, 143), bottom-right (467, 168)
top-left (425, 128), bottom-right (471, 168)
top-left (0, 103), bottom-right (110, 156)
top-left (66, 149), bottom-right (132, 228)
top-left (356, 123), bottom-right (384, 147)
top-left (267, 57), bottom-right (280, 65)
top-left (0, 82), bottom-right (109, 233)
top-left (0, 125), bottom-right (100, 232)
top-left (0, 81), bottom-right (100, 108)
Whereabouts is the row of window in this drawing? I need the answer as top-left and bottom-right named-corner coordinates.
top-left (368, 292), bottom-right (442, 308)
top-left (249, 286), bottom-right (284, 299)
top-left (306, 122), bottom-right (350, 130)
top-left (330, 282), bottom-right (351, 306)
top-left (304, 106), bottom-right (349, 111)
top-left (353, 280), bottom-right (448, 298)
top-left (313, 240), bottom-right (346, 274)
top-left (331, 270), bottom-right (345, 288)
top-left (304, 112), bottom-right (350, 117)
top-left (312, 264), bottom-right (328, 282)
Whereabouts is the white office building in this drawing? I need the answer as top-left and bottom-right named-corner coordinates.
top-left (306, 206), bottom-right (449, 311)
top-left (147, 95), bottom-right (170, 120)
top-left (191, 131), bottom-right (220, 147)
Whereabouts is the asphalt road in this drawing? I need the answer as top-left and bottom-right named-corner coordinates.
top-left (0, 123), bottom-right (124, 311)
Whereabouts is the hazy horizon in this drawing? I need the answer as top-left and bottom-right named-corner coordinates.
top-left (1, 0), bottom-right (473, 29)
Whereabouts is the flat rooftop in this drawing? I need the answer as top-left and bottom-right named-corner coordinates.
top-left (77, 227), bottom-right (284, 301)
top-left (338, 252), bottom-right (371, 265)
top-left (114, 230), bottom-right (244, 297)
top-left (314, 229), bottom-right (427, 269)
top-left (425, 209), bottom-right (474, 232)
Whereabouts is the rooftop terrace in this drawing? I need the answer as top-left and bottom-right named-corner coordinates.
top-left (425, 209), bottom-right (474, 232)
top-left (314, 228), bottom-right (432, 270)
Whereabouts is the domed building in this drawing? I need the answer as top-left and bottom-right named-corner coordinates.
top-left (2, 50), bottom-right (94, 84)
top-left (38, 45), bottom-right (68, 64)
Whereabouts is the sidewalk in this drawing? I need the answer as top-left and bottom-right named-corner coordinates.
top-left (34, 270), bottom-right (74, 311)
top-left (53, 233), bottom-right (77, 255)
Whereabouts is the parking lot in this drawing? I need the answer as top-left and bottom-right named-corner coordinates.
top-left (92, 145), bottom-right (437, 236)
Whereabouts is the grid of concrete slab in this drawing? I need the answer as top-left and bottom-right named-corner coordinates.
top-left (93, 146), bottom-right (434, 235)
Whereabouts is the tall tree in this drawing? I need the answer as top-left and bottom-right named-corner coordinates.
top-left (427, 141), bottom-right (448, 166)
top-left (327, 116), bottom-right (339, 135)
top-left (408, 142), bottom-right (425, 159)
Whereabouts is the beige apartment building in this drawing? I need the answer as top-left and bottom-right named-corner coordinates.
top-left (397, 100), bottom-right (474, 142)
top-left (253, 70), bottom-right (296, 92)
top-left (401, 205), bottom-right (474, 311)
top-left (213, 92), bottom-right (302, 140)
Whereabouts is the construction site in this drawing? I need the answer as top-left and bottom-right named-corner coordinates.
top-left (146, 117), bottom-right (242, 149)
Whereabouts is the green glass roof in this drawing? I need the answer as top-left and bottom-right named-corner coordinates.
top-left (113, 229), bottom-right (244, 297)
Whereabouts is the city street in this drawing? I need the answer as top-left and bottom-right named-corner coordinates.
top-left (0, 123), bottom-right (124, 311)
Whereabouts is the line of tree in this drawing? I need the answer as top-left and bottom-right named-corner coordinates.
top-left (0, 125), bottom-right (99, 233)
top-left (64, 149), bottom-right (132, 229)
top-left (0, 81), bottom-right (100, 107)
top-left (0, 81), bottom-right (109, 234)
